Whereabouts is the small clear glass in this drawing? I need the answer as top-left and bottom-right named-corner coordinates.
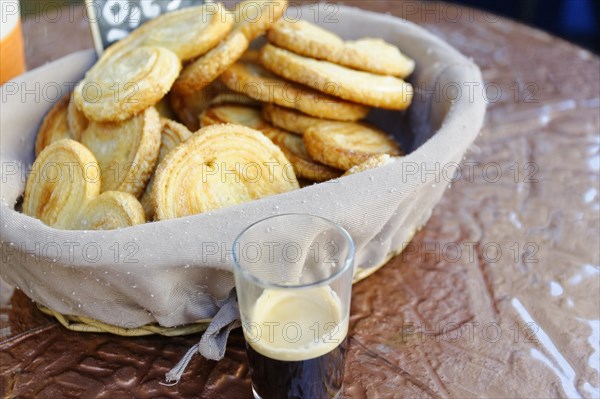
top-left (233, 214), bottom-right (355, 399)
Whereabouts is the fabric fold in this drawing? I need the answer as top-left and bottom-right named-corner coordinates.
top-left (163, 289), bottom-right (241, 385)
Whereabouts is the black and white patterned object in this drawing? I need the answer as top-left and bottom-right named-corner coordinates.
top-left (86, 0), bottom-right (207, 54)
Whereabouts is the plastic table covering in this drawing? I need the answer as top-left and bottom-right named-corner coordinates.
top-left (1, 1), bottom-right (599, 398)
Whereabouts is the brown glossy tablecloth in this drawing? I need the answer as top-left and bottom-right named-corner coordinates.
top-left (2, 1), bottom-right (599, 398)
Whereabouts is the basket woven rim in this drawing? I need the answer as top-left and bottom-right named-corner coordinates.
top-left (36, 304), bottom-right (211, 337)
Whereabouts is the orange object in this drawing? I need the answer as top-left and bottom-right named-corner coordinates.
top-left (0, 8), bottom-right (26, 85)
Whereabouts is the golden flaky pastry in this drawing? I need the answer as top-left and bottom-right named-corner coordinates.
top-left (342, 39), bottom-right (415, 78)
top-left (209, 91), bottom-right (260, 108)
top-left (200, 104), bottom-right (339, 181)
top-left (259, 44), bottom-right (414, 110)
top-left (220, 58), bottom-right (369, 121)
top-left (152, 124), bottom-right (299, 220)
top-left (23, 139), bottom-right (145, 230)
top-left (268, 19), bottom-right (342, 58)
top-left (35, 95), bottom-right (72, 157)
top-left (67, 93), bottom-right (88, 141)
top-left (80, 107), bottom-right (161, 196)
top-left (172, 1), bottom-right (287, 96)
top-left (140, 118), bottom-right (193, 220)
top-left (304, 121), bottom-right (402, 170)
top-left (74, 46), bottom-right (181, 122)
top-left (262, 103), bottom-right (333, 135)
top-left (136, 3), bottom-right (233, 61)
top-left (101, 3), bottom-right (232, 62)
top-left (199, 103), bottom-right (279, 138)
top-left (272, 131), bottom-right (342, 181)
top-left (267, 19), bottom-right (415, 78)
top-left (75, 191), bottom-right (145, 230)
top-left (342, 154), bottom-right (394, 176)
top-left (172, 30), bottom-right (249, 96)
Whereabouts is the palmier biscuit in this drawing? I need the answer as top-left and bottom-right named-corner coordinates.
top-left (23, 139), bottom-right (98, 229)
top-left (200, 104), bottom-right (339, 181)
top-left (35, 95), bottom-right (72, 157)
top-left (267, 19), bottom-right (342, 59)
top-left (140, 118), bottom-right (193, 220)
top-left (67, 94), bottom-right (88, 141)
top-left (74, 46), bottom-right (181, 122)
top-left (304, 121), bottom-right (402, 170)
top-left (272, 131), bottom-right (342, 182)
top-left (267, 19), bottom-right (414, 77)
top-left (152, 124), bottom-right (299, 220)
top-left (80, 107), bottom-right (161, 196)
top-left (209, 91), bottom-right (260, 107)
top-left (341, 38), bottom-right (415, 78)
top-left (262, 103), bottom-right (333, 135)
top-left (23, 139), bottom-right (144, 230)
top-left (259, 44), bottom-right (413, 110)
top-left (172, 30), bottom-right (250, 96)
top-left (154, 119), bottom-right (194, 163)
top-left (76, 191), bottom-right (146, 230)
top-left (343, 154), bottom-right (394, 176)
top-left (199, 103), bottom-right (279, 138)
top-left (137, 3), bottom-right (233, 61)
top-left (172, 1), bottom-right (287, 96)
top-left (101, 3), bottom-right (232, 62)
top-left (220, 59), bottom-right (369, 121)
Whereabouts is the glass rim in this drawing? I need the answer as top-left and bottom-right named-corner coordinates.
top-left (232, 213), bottom-right (355, 290)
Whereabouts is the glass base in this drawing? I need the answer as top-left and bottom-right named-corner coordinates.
top-left (252, 385), bottom-right (343, 399)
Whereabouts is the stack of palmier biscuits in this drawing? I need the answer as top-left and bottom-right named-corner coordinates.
top-left (25, 1), bottom-right (415, 230)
